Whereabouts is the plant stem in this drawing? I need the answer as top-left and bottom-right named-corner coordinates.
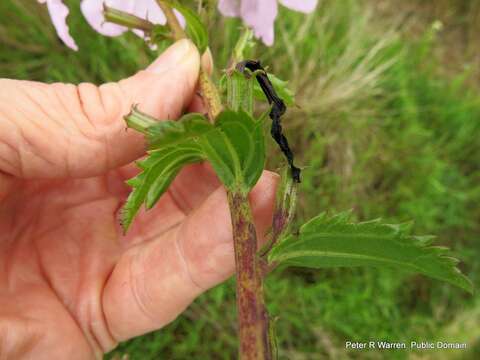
top-left (156, 0), bottom-right (222, 121)
top-left (156, 3), bottom-right (269, 358)
top-left (199, 69), bottom-right (222, 120)
top-left (227, 28), bottom-right (253, 73)
top-left (124, 106), bottom-right (157, 135)
top-left (103, 5), bottom-right (155, 32)
top-left (156, 1), bottom-right (185, 40)
top-left (228, 192), bottom-right (272, 360)
top-left (260, 171), bottom-right (298, 258)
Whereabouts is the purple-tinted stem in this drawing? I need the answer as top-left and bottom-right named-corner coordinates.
top-left (228, 191), bottom-right (272, 360)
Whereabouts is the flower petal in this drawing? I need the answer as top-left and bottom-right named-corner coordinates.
top-left (278, 0), bottom-right (318, 13)
top-left (44, 0), bottom-right (78, 50)
top-left (173, 9), bottom-right (186, 28)
top-left (240, 0), bottom-right (277, 46)
top-left (81, 0), bottom-right (173, 40)
top-left (138, 0), bottom-right (167, 25)
top-left (218, 0), bottom-right (241, 17)
top-left (80, 0), bottom-right (132, 37)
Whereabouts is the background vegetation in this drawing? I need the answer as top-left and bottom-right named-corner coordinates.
top-left (1, 0), bottom-right (478, 359)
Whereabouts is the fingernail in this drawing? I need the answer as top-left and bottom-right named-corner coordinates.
top-left (147, 39), bottom-right (196, 75)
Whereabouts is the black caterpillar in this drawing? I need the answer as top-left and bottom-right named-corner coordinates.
top-left (236, 60), bottom-right (301, 183)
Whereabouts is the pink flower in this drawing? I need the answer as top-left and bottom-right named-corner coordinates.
top-left (218, 0), bottom-right (318, 46)
top-left (38, 0), bottom-right (79, 51)
top-left (80, 0), bottom-right (166, 38)
top-left (38, 0), bottom-right (170, 50)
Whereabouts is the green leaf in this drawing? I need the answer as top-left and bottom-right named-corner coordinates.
top-left (121, 113), bottom-right (209, 232)
top-left (122, 110), bottom-right (266, 232)
top-left (144, 150), bottom-right (201, 209)
top-left (269, 212), bottom-right (473, 293)
top-left (147, 113), bottom-right (213, 150)
top-left (122, 148), bottom-right (203, 231)
top-left (168, 1), bottom-right (208, 53)
top-left (253, 73), bottom-right (295, 106)
top-left (200, 110), bottom-right (265, 192)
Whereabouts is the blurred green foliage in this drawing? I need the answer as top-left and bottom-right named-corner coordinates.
top-left (1, 0), bottom-right (478, 359)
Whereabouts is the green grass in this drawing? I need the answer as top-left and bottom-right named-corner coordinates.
top-left (1, 0), bottom-right (478, 359)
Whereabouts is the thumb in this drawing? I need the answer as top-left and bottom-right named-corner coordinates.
top-left (0, 39), bottom-right (200, 179)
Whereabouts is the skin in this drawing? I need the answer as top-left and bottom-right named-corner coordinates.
top-left (0, 40), bottom-right (278, 359)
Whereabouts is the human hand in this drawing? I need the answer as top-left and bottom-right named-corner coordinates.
top-left (0, 39), bottom-right (277, 359)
